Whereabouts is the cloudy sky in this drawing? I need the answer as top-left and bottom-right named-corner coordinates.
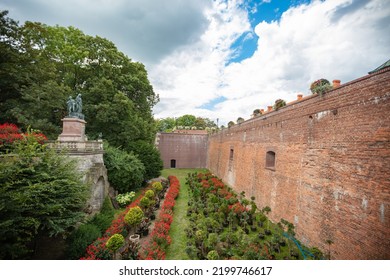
top-left (2, 0), bottom-right (389, 125)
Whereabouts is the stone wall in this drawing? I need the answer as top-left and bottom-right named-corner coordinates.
top-left (48, 141), bottom-right (109, 215)
top-left (207, 68), bottom-right (390, 259)
top-left (156, 132), bottom-right (208, 168)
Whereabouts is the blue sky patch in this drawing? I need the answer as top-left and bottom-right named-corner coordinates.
top-left (227, 0), bottom-right (311, 65)
top-left (199, 96), bottom-right (227, 110)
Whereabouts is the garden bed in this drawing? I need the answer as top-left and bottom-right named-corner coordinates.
top-left (184, 172), bottom-right (323, 260)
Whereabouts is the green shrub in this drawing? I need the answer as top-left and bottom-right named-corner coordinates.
top-left (310, 79), bottom-right (332, 96)
top-left (116, 192), bottom-right (136, 207)
top-left (90, 213), bottom-right (114, 234)
top-left (152, 182), bottom-right (163, 193)
top-left (106, 234), bottom-right (125, 252)
top-left (124, 206), bottom-right (144, 227)
top-left (207, 250), bottom-right (219, 260)
top-left (66, 224), bottom-right (101, 259)
top-left (103, 144), bottom-right (146, 193)
top-left (140, 196), bottom-right (151, 208)
top-left (127, 140), bottom-right (163, 180)
top-left (273, 99), bottom-right (286, 110)
top-left (0, 132), bottom-right (88, 259)
top-left (145, 190), bottom-right (155, 200)
top-left (100, 196), bottom-right (115, 214)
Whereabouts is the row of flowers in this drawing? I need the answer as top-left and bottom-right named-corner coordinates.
top-left (139, 176), bottom-right (180, 260)
top-left (81, 182), bottom-right (167, 260)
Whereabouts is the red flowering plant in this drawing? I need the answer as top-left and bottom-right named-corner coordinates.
top-left (80, 237), bottom-right (111, 260)
top-left (0, 123), bottom-right (22, 146)
top-left (0, 123), bottom-right (47, 153)
top-left (139, 176), bottom-right (180, 260)
top-left (82, 184), bottom-right (155, 260)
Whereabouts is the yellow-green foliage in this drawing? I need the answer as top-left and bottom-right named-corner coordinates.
top-left (124, 206), bottom-right (144, 226)
top-left (152, 182), bottom-right (163, 193)
top-left (106, 234), bottom-right (125, 252)
top-left (140, 196), bottom-right (151, 208)
top-left (145, 190), bottom-right (155, 199)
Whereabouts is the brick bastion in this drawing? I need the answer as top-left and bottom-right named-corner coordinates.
top-left (207, 68), bottom-right (390, 259)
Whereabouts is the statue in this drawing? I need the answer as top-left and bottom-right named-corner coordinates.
top-left (75, 93), bottom-right (83, 113)
top-left (67, 96), bottom-right (76, 116)
top-left (66, 94), bottom-right (84, 120)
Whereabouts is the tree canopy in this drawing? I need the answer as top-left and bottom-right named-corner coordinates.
top-left (156, 114), bottom-right (218, 132)
top-left (0, 10), bottom-right (163, 185)
top-left (0, 11), bottom-right (158, 144)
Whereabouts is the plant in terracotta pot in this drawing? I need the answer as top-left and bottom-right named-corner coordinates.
top-left (310, 78), bottom-right (332, 96)
top-left (253, 109), bottom-right (262, 117)
top-left (106, 234), bottom-right (125, 260)
top-left (273, 99), bottom-right (286, 110)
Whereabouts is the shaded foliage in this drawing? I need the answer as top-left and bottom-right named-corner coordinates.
top-left (0, 133), bottom-right (88, 259)
top-left (103, 144), bottom-right (146, 193)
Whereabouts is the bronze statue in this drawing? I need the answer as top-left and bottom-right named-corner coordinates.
top-left (66, 94), bottom-right (84, 119)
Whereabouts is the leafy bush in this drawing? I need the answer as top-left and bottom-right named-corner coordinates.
top-left (89, 197), bottom-right (115, 233)
top-left (0, 133), bottom-right (88, 259)
top-left (152, 182), bottom-right (163, 193)
top-left (116, 192), bottom-right (136, 207)
top-left (310, 79), bottom-right (332, 96)
top-left (127, 140), bottom-right (163, 180)
top-left (207, 250), bottom-right (219, 260)
top-left (66, 224), bottom-right (101, 260)
top-left (124, 206), bottom-right (144, 227)
top-left (273, 99), bottom-right (286, 110)
top-left (103, 144), bottom-right (146, 193)
top-left (140, 196), bottom-right (151, 208)
top-left (145, 190), bottom-right (155, 200)
top-left (90, 212), bottom-right (114, 234)
top-left (106, 234), bottom-right (125, 252)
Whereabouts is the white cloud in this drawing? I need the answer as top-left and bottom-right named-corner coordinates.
top-left (2, 0), bottom-right (389, 126)
top-left (154, 0), bottom-right (390, 125)
top-left (151, 0), bottom-right (251, 122)
top-left (1, 0), bottom-right (210, 65)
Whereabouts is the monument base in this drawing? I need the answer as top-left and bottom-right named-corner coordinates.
top-left (58, 118), bottom-right (87, 142)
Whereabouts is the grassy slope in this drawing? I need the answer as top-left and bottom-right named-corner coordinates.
top-left (162, 168), bottom-right (208, 260)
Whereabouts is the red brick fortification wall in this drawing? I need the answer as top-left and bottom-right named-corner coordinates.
top-left (207, 69), bottom-right (390, 259)
top-left (157, 132), bottom-right (208, 168)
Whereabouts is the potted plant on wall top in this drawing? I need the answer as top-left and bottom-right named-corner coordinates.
top-left (310, 79), bottom-right (332, 96)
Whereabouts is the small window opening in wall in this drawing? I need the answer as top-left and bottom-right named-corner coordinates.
top-left (229, 149), bottom-right (234, 160)
top-left (170, 159), bottom-right (176, 168)
top-left (266, 151), bottom-right (276, 170)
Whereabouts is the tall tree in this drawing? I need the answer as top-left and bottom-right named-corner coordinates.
top-left (0, 12), bottom-right (159, 143)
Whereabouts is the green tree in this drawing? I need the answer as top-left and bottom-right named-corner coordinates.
top-left (0, 133), bottom-right (89, 259)
top-left (0, 11), bottom-right (158, 143)
top-left (156, 117), bottom-right (176, 132)
top-left (128, 140), bottom-right (163, 180)
top-left (176, 114), bottom-right (197, 127)
top-left (103, 144), bottom-right (146, 193)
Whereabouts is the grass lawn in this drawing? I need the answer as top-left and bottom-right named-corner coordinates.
top-left (161, 168), bottom-right (208, 260)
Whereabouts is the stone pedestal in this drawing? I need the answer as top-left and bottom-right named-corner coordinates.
top-left (58, 118), bottom-right (87, 142)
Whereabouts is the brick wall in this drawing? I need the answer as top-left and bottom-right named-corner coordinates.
top-left (157, 132), bottom-right (208, 169)
top-left (207, 68), bottom-right (390, 259)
